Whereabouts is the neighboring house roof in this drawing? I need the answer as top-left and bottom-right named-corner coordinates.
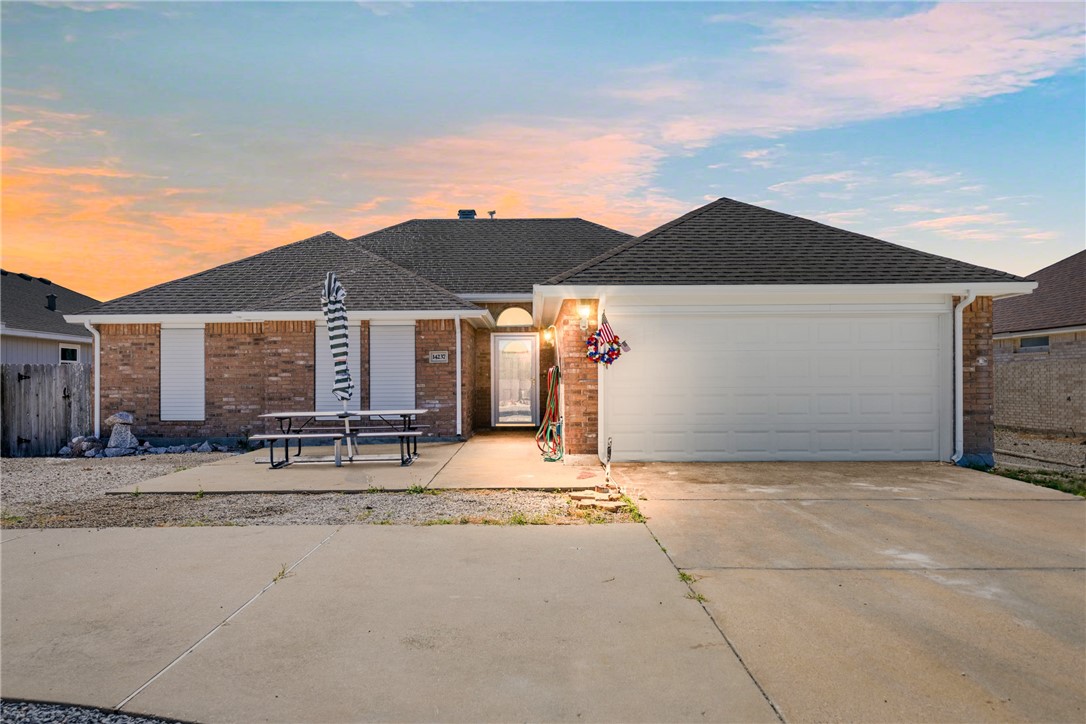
top-left (351, 218), bottom-right (633, 295)
top-left (547, 197), bottom-right (1030, 286)
top-left (1, 270), bottom-right (101, 338)
top-left (993, 249), bottom-right (1086, 334)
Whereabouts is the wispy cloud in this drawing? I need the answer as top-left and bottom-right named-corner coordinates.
top-left (608, 3), bottom-right (1084, 147)
top-left (768, 171), bottom-right (867, 195)
top-left (894, 169), bottom-right (962, 186)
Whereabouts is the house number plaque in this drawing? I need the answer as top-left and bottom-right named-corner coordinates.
top-left (429, 351), bottom-right (449, 364)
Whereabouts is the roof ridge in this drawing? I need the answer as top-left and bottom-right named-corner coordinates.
top-left (255, 245), bottom-right (480, 311)
top-left (722, 197), bottom-right (1029, 282)
top-left (80, 231), bottom-right (345, 311)
top-left (545, 197), bottom-right (731, 284)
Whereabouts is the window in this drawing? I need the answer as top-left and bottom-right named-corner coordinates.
top-left (1018, 336), bottom-right (1049, 352)
top-left (160, 327), bottom-right (206, 420)
top-left (369, 324), bottom-right (416, 409)
top-left (495, 307), bottom-right (533, 327)
top-left (59, 345), bottom-right (80, 364)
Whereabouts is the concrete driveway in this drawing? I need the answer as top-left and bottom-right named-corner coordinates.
top-left (616, 461), bottom-right (1086, 723)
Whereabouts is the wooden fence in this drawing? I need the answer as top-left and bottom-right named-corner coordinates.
top-left (1, 363), bottom-right (92, 457)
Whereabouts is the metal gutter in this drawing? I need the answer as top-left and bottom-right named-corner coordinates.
top-left (84, 321), bottom-right (101, 438)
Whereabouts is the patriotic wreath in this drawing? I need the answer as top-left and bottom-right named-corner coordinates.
top-left (586, 329), bottom-right (624, 365)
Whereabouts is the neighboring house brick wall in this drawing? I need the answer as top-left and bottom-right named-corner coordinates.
top-left (994, 331), bottom-right (1086, 435)
top-left (415, 319), bottom-right (458, 437)
top-left (960, 296), bottom-right (995, 464)
top-left (555, 298), bottom-right (598, 455)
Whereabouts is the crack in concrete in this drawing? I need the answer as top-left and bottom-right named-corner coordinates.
top-left (642, 521), bottom-right (787, 723)
top-left (114, 527), bottom-right (342, 712)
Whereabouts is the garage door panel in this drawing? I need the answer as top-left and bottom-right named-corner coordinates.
top-left (603, 311), bottom-right (946, 462)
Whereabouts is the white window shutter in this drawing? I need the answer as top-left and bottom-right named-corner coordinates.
top-left (315, 324), bottom-right (362, 412)
top-left (160, 327), bottom-right (205, 421)
top-left (369, 325), bottom-right (416, 409)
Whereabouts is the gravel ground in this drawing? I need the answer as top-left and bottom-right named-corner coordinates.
top-left (0, 700), bottom-right (181, 724)
top-left (994, 429), bottom-right (1086, 473)
top-left (0, 455), bottom-right (629, 528)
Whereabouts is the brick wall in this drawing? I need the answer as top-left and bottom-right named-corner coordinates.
top-left (555, 299), bottom-right (598, 455)
top-left (415, 319), bottom-right (458, 437)
top-left (460, 319), bottom-right (476, 436)
top-left (206, 323), bottom-right (267, 435)
top-left (99, 324), bottom-right (162, 435)
top-left (99, 321), bottom-right (317, 439)
top-left (959, 296), bottom-right (994, 464)
top-left (261, 321), bottom-right (315, 432)
top-left (994, 331), bottom-right (1086, 435)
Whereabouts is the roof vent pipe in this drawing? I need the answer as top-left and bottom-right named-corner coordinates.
top-left (46, 293), bottom-right (57, 311)
top-left (487, 210), bottom-right (496, 219)
top-left (457, 209), bottom-right (477, 220)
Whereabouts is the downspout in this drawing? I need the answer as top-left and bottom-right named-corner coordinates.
top-left (951, 290), bottom-right (976, 464)
top-left (455, 314), bottom-right (463, 438)
top-left (83, 321), bottom-right (101, 438)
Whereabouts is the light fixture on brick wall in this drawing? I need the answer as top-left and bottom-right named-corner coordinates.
top-left (577, 304), bottom-right (591, 331)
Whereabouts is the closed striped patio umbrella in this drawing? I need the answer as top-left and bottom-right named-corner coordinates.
top-left (321, 271), bottom-right (354, 411)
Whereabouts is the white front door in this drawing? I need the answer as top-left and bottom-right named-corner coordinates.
top-left (492, 333), bottom-right (539, 426)
top-left (602, 310), bottom-right (951, 461)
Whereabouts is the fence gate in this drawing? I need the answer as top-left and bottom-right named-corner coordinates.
top-left (1, 363), bottom-right (92, 457)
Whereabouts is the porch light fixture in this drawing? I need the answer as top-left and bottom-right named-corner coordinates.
top-left (543, 327), bottom-right (555, 345)
top-left (577, 304), bottom-right (591, 331)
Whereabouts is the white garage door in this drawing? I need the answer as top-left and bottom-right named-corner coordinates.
top-left (602, 311), bottom-right (949, 462)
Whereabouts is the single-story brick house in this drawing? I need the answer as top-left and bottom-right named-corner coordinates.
top-left (992, 250), bottom-right (1085, 436)
top-left (67, 198), bottom-right (1035, 465)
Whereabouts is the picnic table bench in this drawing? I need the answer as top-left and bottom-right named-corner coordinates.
top-left (255, 409), bottom-right (427, 468)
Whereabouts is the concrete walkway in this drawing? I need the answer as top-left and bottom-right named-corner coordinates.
top-left (616, 461), bottom-right (1086, 723)
top-left (110, 430), bottom-right (605, 494)
top-left (1, 525), bottom-right (775, 723)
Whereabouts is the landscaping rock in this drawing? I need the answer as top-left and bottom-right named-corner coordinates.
top-left (213, 443), bottom-right (231, 453)
top-left (197, 441), bottom-right (213, 453)
top-left (107, 424), bottom-right (139, 450)
top-left (104, 411), bottom-right (135, 426)
top-left (167, 445), bottom-right (188, 454)
top-left (58, 446), bottom-right (72, 457)
top-left (83, 450), bottom-right (98, 458)
top-left (103, 447), bottom-right (135, 458)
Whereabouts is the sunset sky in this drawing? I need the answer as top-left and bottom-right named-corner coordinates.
top-left (2, 1), bottom-right (1083, 302)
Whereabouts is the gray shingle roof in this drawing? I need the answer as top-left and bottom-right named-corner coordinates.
top-left (547, 197), bottom-right (1030, 286)
top-left (351, 218), bottom-right (633, 294)
top-left (79, 232), bottom-right (470, 315)
top-left (80, 219), bottom-right (633, 316)
top-left (256, 252), bottom-right (481, 312)
top-left (993, 250), bottom-right (1085, 334)
top-left (1, 270), bottom-right (101, 338)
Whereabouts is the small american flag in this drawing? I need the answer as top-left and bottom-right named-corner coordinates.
top-left (599, 312), bottom-right (617, 344)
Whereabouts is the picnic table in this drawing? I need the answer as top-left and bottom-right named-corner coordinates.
top-left (252, 409), bottom-right (427, 468)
